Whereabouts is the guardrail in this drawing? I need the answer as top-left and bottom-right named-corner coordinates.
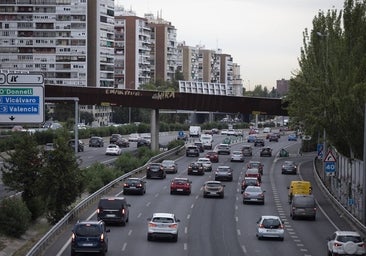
top-left (26, 145), bottom-right (185, 256)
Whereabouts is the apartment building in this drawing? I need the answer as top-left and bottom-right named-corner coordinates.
top-left (114, 9), bottom-right (151, 89)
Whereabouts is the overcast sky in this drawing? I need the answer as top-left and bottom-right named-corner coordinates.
top-left (117, 0), bottom-right (344, 90)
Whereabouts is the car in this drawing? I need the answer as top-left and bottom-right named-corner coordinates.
top-left (197, 157), bottom-right (212, 172)
top-left (263, 127), bottom-right (271, 133)
top-left (170, 177), bottom-right (192, 195)
top-left (254, 138), bottom-right (265, 147)
top-left (71, 220), bottom-right (110, 256)
top-left (242, 145), bottom-right (253, 156)
top-left (256, 215), bottom-right (285, 241)
top-left (97, 196), bottom-right (130, 226)
top-left (260, 147), bottom-right (272, 157)
top-left (243, 186), bottom-right (265, 204)
top-left (105, 144), bottom-right (122, 156)
top-left (89, 136), bottom-right (104, 147)
top-left (194, 141), bottom-right (204, 152)
top-left (247, 160), bottom-right (264, 175)
top-left (110, 133), bottom-right (123, 144)
top-left (247, 135), bottom-right (257, 143)
top-left (203, 181), bottom-right (225, 198)
top-left (288, 180), bottom-right (312, 204)
top-left (288, 133), bottom-right (297, 141)
top-left (227, 129), bottom-right (236, 136)
top-left (147, 213), bottom-right (180, 242)
top-left (146, 163), bottom-right (166, 179)
top-left (186, 145), bottom-right (200, 157)
top-left (128, 133), bottom-right (140, 142)
top-left (205, 151), bottom-right (219, 163)
top-left (281, 160), bottom-right (297, 174)
top-left (187, 162), bottom-right (205, 175)
top-left (268, 134), bottom-right (279, 142)
top-left (115, 137), bottom-right (130, 147)
top-left (123, 177), bottom-right (146, 195)
top-left (68, 139), bottom-right (84, 152)
top-left (231, 150), bottom-right (244, 162)
top-left (215, 143), bottom-right (231, 155)
top-left (161, 159), bottom-right (178, 174)
top-left (241, 177), bottom-right (261, 193)
top-left (244, 168), bottom-right (262, 182)
top-left (220, 129), bottom-right (228, 135)
top-left (211, 128), bottom-right (219, 134)
top-left (137, 138), bottom-right (151, 148)
top-left (290, 194), bottom-right (316, 220)
top-left (44, 142), bottom-right (55, 151)
top-left (327, 231), bottom-right (366, 256)
top-left (214, 166), bottom-right (233, 181)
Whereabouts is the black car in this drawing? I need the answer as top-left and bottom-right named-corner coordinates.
top-left (268, 134), bottom-right (279, 142)
top-left (281, 161), bottom-right (297, 174)
top-left (146, 163), bottom-right (166, 179)
top-left (110, 134), bottom-right (123, 144)
top-left (137, 138), bottom-right (151, 148)
top-left (115, 138), bottom-right (130, 148)
top-left (194, 142), bottom-right (204, 152)
top-left (260, 147), bottom-right (272, 157)
top-left (89, 136), bottom-right (104, 147)
top-left (254, 138), bottom-right (265, 147)
top-left (68, 139), bottom-right (84, 152)
top-left (123, 178), bottom-right (146, 195)
top-left (186, 145), bottom-right (200, 157)
top-left (97, 197), bottom-right (130, 226)
top-left (71, 220), bottom-right (110, 256)
top-left (187, 162), bottom-right (205, 175)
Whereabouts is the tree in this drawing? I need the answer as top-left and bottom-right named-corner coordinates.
top-left (80, 111), bottom-right (94, 125)
top-left (0, 133), bottom-right (45, 220)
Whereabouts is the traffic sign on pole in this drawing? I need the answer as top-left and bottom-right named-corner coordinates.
top-left (324, 150), bottom-right (336, 162)
top-left (0, 74), bottom-right (44, 124)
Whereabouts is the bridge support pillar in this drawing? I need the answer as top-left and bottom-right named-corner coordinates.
top-left (151, 109), bottom-right (159, 151)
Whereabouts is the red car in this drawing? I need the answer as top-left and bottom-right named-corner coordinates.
top-left (205, 151), bottom-right (219, 163)
top-left (244, 168), bottom-right (262, 183)
top-left (241, 177), bottom-right (261, 193)
top-left (247, 161), bottom-right (264, 175)
top-left (170, 178), bottom-right (192, 195)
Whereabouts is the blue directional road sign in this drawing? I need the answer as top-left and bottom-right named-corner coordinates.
top-left (317, 144), bottom-right (324, 159)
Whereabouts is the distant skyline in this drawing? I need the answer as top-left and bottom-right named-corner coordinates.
top-left (117, 0), bottom-right (344, 90)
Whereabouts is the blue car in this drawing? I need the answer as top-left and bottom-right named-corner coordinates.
top-left (288, 134), bottom-right (297, 141)
top-left (247, 135), bottom-right (257, 143)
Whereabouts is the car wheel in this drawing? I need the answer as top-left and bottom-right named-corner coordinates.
top-left (140, 190), bottom-right (144, 195)
top-left (147, 234), bottom-right (153, 241)
top-left (203, 194), bottom-right (207, 198)
top-left (279, 237), bottom-right (284, 241)
top-left (172, 234), bottom-right (178, 242)
top-left (123, 190), bottom-right (128, 195)
top-left (170, 190), bottom-right (174, 195)
top-left (71, 249), bottom-right (76, 256)
top-left (121, 220), bottom-right (126, 226)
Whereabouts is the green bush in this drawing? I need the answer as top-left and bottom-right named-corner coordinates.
top-left (167, 139), bottom-right (185, 150)
top-left (0, 197), bottom-right (32, 238)
top-left (83, 163), bottom-right (118, 193)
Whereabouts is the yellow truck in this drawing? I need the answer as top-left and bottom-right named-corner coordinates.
top-left (287, 180), bottom-right (312, 203)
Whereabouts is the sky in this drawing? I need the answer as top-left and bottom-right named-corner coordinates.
top-left (117, 0), bottom-right (344, 90)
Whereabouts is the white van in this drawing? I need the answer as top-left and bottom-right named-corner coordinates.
top-left (200, 134), bottom-right (213, 149)
top-left (189, 126), bottom-right (201, 137)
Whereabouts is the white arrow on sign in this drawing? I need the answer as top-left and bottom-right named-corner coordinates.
top-left (324, 151), bottom-right (336, 162)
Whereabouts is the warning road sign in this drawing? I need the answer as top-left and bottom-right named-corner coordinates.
top-left (324, 150), bottom-right (336, 162)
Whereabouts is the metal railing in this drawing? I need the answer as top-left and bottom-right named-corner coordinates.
top-left (26, 145), bottom-right (185, 256)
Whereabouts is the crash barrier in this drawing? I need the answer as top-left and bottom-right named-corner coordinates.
top-left (26, 145), bottom-right (185, 256)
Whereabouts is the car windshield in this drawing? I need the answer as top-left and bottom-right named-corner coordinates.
top-left (217, 167), bottom-right (230, 172)
top-left (75, 225), bottom-right (101, 237)
top-left (337, 235), bottom-right (363, 243)
top-left (162, 160), bottom-right (174, 166)
top-left (206, 183), bottom-right (221, 188)
top-left (262, 219), bottom-right (281, 228)
top-left (246, 187), bottom-right (261, 192)
top-left (152, 217), bottom-right (174, 223)
top-left (173, 179), bottom-right (188, 184)
top-left (126, 179), bottom-right (141, 185)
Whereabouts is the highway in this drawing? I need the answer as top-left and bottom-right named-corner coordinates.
top-left (40, 132), bottom-right (356, 256)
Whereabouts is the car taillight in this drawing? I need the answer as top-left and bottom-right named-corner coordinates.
top-left (149, 223), bottom-right (157, 228)
top-left (123, 184), bottom-right (129, 187)
top-left (244, 193), bottom-right (249, 197)
top-left (279, 224), bottom-right (284, 229)
top-left (71, 233), bottom-right (76, 241)
top-left (136, 184), bottom-right (142, 187)
top-left (97, 208), bottom-right (101, 214)
top-left (259, 193), bottom-right (264, 198)
top-left (259, 224), bottom-right (264, 228)
top-left (334, 242), bottom-right (343, 247)
top-left (168, 224), bottom-right (177, 228)
top-left (122, 208), bottom-right (125, 214)
top-left (358, 243), bottom-right (365, 248)
top-left (100, 233), bottom-right (105, 242)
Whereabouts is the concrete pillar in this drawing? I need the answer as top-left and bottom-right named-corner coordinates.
top-left (151, 109), bottom-right (160, 151)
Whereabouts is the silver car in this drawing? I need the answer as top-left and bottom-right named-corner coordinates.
top-left (161, 160), bottom-right (178, 174)
top-left (231, 150), bottom-right (244, 162)
top-left (327, 231), bottom-right (366, 255)
top-left (197, 157), bottom-right (212, 172)
top-left (256, 215), bottom-right (284, 241)
top-left (147, 213), bottom-right (180, 242)
top-left (243, 186), bottom-right (265, 204)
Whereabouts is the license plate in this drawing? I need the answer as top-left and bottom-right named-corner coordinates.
top-left (106, 214), bottom-right (115, 217)
top-left (209, 192), bottom-right (217, 195)
top-left (83, 243), bottom-right (93, 247)
top-left (177, 189), bottom-right (183, 191)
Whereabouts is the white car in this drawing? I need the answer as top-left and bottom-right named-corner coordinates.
top-left (128, 133), bottom-right (140, 142)
top-left (256, 215), bottom-right (284, 241)
top-left (231, 151), bottom-right (244, 162)
top-left (105, 144), bottom-right (122, 156)
top-left (327, 231), bottom-right (366, 255)
top-left (197, 157), bottom-right (213, 172)
top-left (147, 213), bottom-right (180, 242)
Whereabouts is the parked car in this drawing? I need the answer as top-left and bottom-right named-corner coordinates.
top-left (196, 157), bottom-right (213, 172)
top-left (170, 177), bottom-right (192, 195)
top-left (97, 196), bottom-right (130, 226)
top-left (68, 139), bottom-right (84, 152)
top-left (281, 160), bottom-right (297, 174)
top-left (105, 144), bottom-right (122, 156)
top-left (147, 213), bottom-right (180, 242)
top-left (71, 220), bottom-right (110, 256)
top-left (260, 147), bottom-right (272, 157)
top-left (215, 143), bottom-right (231, 155)
top-left (205, 151), bottom-right (219, 163)
top-left (89, 136), bottom-right (104, 147)
top-left (214, 166), bottom-right (233, 181)
top-left (115, 137), bottom-right (130, 148)
top-left (243, 186), bottom-right (265, 204)
top-left (202, 181), bottom-right (225, 198)
top-left (242, 145), bottom-right (253, 156)
top-left (290, 194), bottom-right (316, 220)
top-left (231, 150), bottom-right (244, 162)
top-left (123, 178), bottom-right (146, 195)
top-left (254, 138), bottom-right (265, 147)
top-left (327, 231), bottom-right (366, 256)
top-left (187, 162), bottom-right (204, 175)
top-left (247, 160), bottom-right (264, 175)
top-left (110, 133), bottom-right (123, 144)
top-left (241, 177), bottom-right (261, 193)
top-left (256, 215), bottom-right (284, 241)
top-left (146, 163), bottom-right (166, 179)
top-left (186, 145), bottom-right (200, 157)
top-left (161, 160), bottom-right (178, 174)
